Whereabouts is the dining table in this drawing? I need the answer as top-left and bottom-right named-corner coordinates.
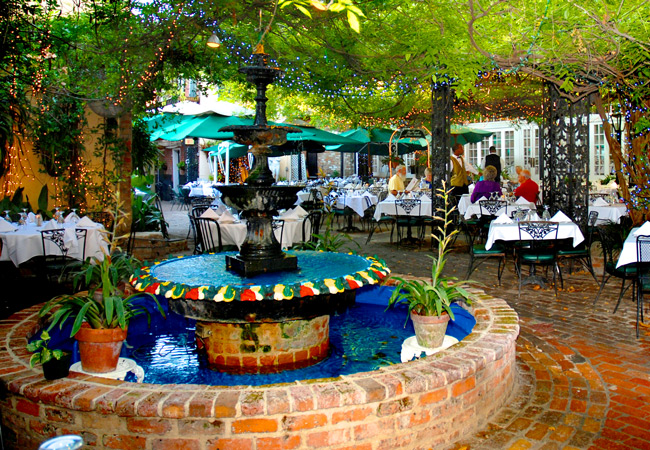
top-left (209, 217), bottom-right (309, 250)
top-left (589, 203), bottom-right (628, 224)
top-left (485, 219), bottom-right (585, 251)
top-left (0, 220), bottom-right (109, 266)
top-left (616, 226), bottom-right (650, 268)
top-left (373, 196), bottom-right (433, 221)
top-left (462, 199), bottom-right (536, 220)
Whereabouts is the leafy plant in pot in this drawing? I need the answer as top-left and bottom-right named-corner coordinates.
top-left (26, 330), bottom-right (72, 380)
top-left (387, 182), bottom-right (479, 348)
top-left (40, 196), bottom-right (165, 373)
top-left (40, 253), bottom-right (166, 373)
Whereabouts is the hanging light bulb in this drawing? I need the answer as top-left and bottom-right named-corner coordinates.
top-left (207, 31), bottom-right (221, 48)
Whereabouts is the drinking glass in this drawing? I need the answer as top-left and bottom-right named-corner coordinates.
top-left (3, 210), bottom-right (11, 222)
top-left (542, 205), bottom-right (551, 221)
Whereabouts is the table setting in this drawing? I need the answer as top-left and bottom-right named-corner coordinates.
top-left (373, 192), bottom-right (433, 221)
top-left (588, 195), bottom-right (628, 224)
top-left (199, 205), bottom-right (309, 250)
top-left (0, 212), bottom-right (109, 266)
top-left (462, 193), bottom-right (536, 220)
top-left (485, 210), bottom-right (585, 250)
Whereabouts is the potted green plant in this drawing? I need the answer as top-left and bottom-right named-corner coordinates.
top-left (40, 253), bottom-right (165, 373)
top-left (387, 182), bottom-right (478, 348)
top-left (39, 196), bottom-right (166, 373)
top-left (177, 160), bottom-right (186, 172)
top-left (26, 330), bottom-right (72, 380)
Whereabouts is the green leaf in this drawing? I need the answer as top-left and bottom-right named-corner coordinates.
top-left (296, 4), bottom-right (312, 18)
top-left (37, 185), bottom-right (48, 215)
top-left (347, 11), bottom-right (361, 33)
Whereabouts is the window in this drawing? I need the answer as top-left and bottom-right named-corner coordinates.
top-left (492, 132), bottom-right (502, 154)
top-left (480, 137), bottom-right (491, 166)
top-left (467, 143), bottom-right (479, 168)
top-left (523, 128), bottom-right (539, 168)
top-left (188, 80), bottom-right (197, 98)
top-left (593, 124), bottom-right (606, 176)
top-left (504, 130), bottom-right (514, 165)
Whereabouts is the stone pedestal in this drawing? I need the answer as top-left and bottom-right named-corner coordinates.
top-left (195, 316), bottom-right (329, 374)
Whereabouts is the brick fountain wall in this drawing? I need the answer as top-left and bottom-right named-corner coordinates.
top-left (0, 289), bottom-right (519, 449)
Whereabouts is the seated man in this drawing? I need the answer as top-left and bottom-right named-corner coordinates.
top-left (471, 165), bottom-right (502, 203)
top-left (388, 164), bottom-right (408, 196)
top-left (514, 169), bottom-right (539, 203)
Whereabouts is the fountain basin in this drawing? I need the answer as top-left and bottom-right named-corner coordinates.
top-left (0, 289), bottom-right (519, 449)
top-left (129, 251), bottom-right (389, 373)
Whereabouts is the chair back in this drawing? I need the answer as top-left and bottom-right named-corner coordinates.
top-left (588, 210), bottom-right (599, 227)
top-left (303, 210), bottom-right (323, 242)
top-left (41, 228), bottom-right (88, 261)
top-left (394, 198), bottom-right (421, 216)
top-left (154, 195), bottom-right (169, 239)
top-left (636, 235), bottom-right (650, 283)
top-left (518, 221), bottom-right (559, 242)
top-left (479, 200), bottom-right (507, 217)
top-left (191, 205), bottom-right (209, 218)
top-left (272, 219), bottom-right (285, 247)
top-left (193, 217), bottom-right (223, 253)
top-left (597, 225), bottom-right (626, 269)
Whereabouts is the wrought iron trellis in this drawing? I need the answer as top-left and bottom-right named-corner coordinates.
top-left (541, 84), bottom-right (590, 227)
top-left (429, 84), bottom-right (453, 210)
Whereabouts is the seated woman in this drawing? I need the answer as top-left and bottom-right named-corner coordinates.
top-left (470, 165), bottom-right (502, 203)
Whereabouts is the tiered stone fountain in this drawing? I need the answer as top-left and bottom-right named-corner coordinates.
top-left (132, 47), bottom-right (389, 374)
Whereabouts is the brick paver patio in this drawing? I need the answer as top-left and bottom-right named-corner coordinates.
top-left (2, 202), bottom-right (648, 449)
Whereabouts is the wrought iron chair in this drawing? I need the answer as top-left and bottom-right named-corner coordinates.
top-left (302, 210), bottom-right (323, 243)
top-left (464, 221), bottom-right (506, 285)
top-left (594, 225), bottom-right (637, 311)
top-left (394, 198), bottom-right (424, 247)
top-left (478, 199), bottom-right (508, 241)
top-left (365, 203), bottom-right (396, 244)
top-left (515, 221), bottom-right (560, 299)
top-left (557, 211), bottom-right (598, 286)
top-left (301, 189), bottom-right (324, 212)
top-left (272, 219), bottom-right (285, 249)
top-left (40, 228), bottom-right (88, 282)
top-left (635, 235), bottom-right (650, 338)
top-left (189, 206), bottom-right (210, 253)
top-left (192, 217), bottom-right (223, 254)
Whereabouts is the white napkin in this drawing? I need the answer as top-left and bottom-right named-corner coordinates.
top-left (493, 213), bottom-right (513, 224)
top-left (593, 197), bottom-right (609, 206)
top-left (280, 209), bottom-right (301, 221)
top-left (200, 208), bottom-right (220, 219)
top-left (385, 194), bottom-right (396, 201)
top-left (76, 216), bottom-right (97, 227)
top-left (550, 211), bottom-right (572, 223)
top-left (42, 219), bottom-right (62, 230)
top-left (0, 217), bottom-right (17, 232)
top-left (516, 197), bottom-right (530, 205)
top-left (292, 205), bottom-right (308, 218)
top-left (475, 196), bottom-right (488, 204)
top-left (218, 210), bottom-right (236, 224)
top-left (633, 222), bottom-right (650, 236)
top-left (27, 212), bottom-right (36, 223)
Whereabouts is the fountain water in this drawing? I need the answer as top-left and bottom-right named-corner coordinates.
top-left (130, 47), bottom-right (390, 374)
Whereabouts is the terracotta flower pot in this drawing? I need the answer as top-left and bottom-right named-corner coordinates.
top-left (75, 324), bottom-right (127, 373)
top-left (410, 311), bottom-right (450, 349)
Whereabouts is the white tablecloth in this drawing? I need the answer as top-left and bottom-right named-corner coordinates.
top-left (589, 204), bottom-right (627, 224)
top-left (485, 221), bottom-right (585, 250)
top-left (333, 194), bottom-right (379, 217)
top-left (457, 195), bottom-right (472, 215)
top-left (209, 219), bottom-right (309, 250)
top-left (373, 199), bottom-right (433, 221)
top-left (616, 227), bottom-right (646, 268)
top-left (0, 221), bottom-right (108, 266)
top-left (463, 201), bottom-right (536, 220)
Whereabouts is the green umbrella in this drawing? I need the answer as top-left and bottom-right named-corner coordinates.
top-left (327, 127), bottom-right (427, 155)
top-left (155, 114), bottom-right (249, 141)
top-left (450, 125), bottom-right (494, 145)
